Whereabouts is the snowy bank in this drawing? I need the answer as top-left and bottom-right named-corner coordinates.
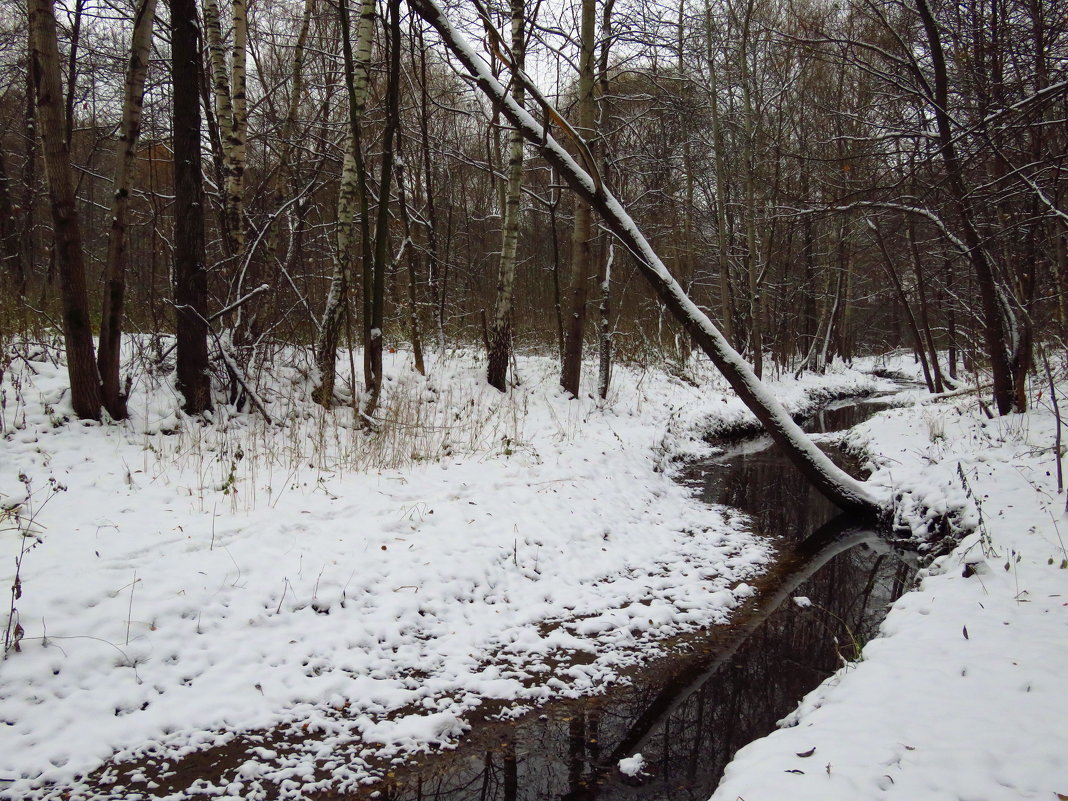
top-left (711, 361), bottom-right (1068, 801)
top-left (0, 342), bottom-right (890, 799)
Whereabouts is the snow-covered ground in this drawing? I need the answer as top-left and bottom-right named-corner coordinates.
top-left (0, 341), bottom-right (887, 799)
top-left (1, 341), bottom-right (1063, 800)
top-left (711, 366), bottom-right (1068, 801)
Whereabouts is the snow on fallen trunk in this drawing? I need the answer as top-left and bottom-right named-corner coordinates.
top-left (404, 0), bottom-right (880, 514)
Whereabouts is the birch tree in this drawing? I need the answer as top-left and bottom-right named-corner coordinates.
top-left (486, 0), bottom-right (527, 392)
top-left (203, 0), bottom-right (248, 261)
top-left (313, 0), bottom-right (375, 406)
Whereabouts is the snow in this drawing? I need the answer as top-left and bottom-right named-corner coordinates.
top-left (618, 753), bottom-right (646, 777)
top-left (415, 0), bottom-right (877, 512)
top-left (711, 355), bottom-right (1068, 801)
top-left (0, 341), bottom-right (889, 799)
top-left (4, 343), bottom-right (1066, 801)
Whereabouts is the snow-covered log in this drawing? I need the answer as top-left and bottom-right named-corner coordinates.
top-left (405, 0), bottom-right (881, 514)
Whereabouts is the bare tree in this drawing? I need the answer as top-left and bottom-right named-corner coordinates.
top-left (27, 0), bottom-right (102, 420)
top-left (486, 0), bottom-right (527, 392)
top-left (97, 0), bottom-right (158, 420)
top-left (171, 0), bottom-right (211, 414)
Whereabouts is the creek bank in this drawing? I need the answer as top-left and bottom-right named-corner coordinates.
top-left (0, 351), bottom-right (919, 801)
top-left (711, 371), bottom-right (1068, 801)
top-left (307, 385), bottom-right (929, 799)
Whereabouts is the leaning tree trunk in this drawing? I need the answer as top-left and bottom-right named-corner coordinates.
top-left (97, 0), bottom-right (158, 420)
top-left (406, 0), bottom-right (879, 514)
top-left (486, 0), bottom-right (526, 392)
top-left (27, 0), bottom-right (102, 421)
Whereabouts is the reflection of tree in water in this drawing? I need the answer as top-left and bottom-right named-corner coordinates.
top-left (367, 524), bottom-right (914, 801)
top-left (365, 400), bottom-right (912, 801)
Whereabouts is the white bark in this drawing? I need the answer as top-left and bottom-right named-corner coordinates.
top-left (313, 0), bottom-right (377, 405)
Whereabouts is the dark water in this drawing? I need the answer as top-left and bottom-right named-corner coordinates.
top-left (685, 395), bottom-right (894, 537)
top-left (354, 395), bottom-right (914, 801)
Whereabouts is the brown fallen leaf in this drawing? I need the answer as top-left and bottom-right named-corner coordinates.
top-left (796, 747), bottom-right (816, 758)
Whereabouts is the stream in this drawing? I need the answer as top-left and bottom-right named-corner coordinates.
top-left (354, 391), bottom-right (916, 800)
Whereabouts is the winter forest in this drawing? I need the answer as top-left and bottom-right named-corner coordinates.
top-left (1, 0), bottom-right (1063, 412)
top-left (1, 0), bottom-right (1068, 795)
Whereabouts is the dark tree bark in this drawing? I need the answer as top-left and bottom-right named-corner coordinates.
top-left (27, 0), bottom-right (103, 421)
top-left (363, 0), bottom-right (401, 416)
top-left (0, 149), bottom-right (24, 297)
top-left (171, 0), bottom-right (212, 414)
top-left (560, 0), bottom-right (597, 397)
top-left (915, 0), bottom-right (1019, 413)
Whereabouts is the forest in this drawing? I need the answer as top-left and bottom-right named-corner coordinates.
top-left (2, 0), bottom-right (1068, 796)
top-left (1, 0), bottom-right (1064, 425)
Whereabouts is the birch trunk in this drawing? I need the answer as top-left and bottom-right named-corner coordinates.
top-left (203, 0), bottom-right (247, 259)
top-left (313, 0), bottom-right (376, 406)
top-left (597, 245), bottom-right (613, 399)
top-left (486, 0), bottom-right (526, 392)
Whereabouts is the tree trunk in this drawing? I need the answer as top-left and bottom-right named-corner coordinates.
top-left (598, 244), bottom-right (613, 399)
top-left (171, 0), bottom-right (212, 414)
top-left (393, 135), bottom-right (425, 375)
top-left (314, 0), bottom-right (376, 407)
top-left (408, 0), bottom-right (879, 513)
top-left (27, 0), bottom-right (103, 421)
top-left (560, 0), bottom-right (597, 397)
top-left (363, 0), bottom-right (402, 416)
top-left (97, 0), bottom-right (158, 421)
top-left (487, 0), bottom-right (527, 392)
top-left (0, 149), bottom-right (24, 297)
top-left (915, 0), bottom-right (1019, 413)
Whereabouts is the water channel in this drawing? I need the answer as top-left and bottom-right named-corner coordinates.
top-left (354, 392), bottom-right (918, 801)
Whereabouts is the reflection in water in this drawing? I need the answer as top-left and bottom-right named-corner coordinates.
top-left (684, 396), bottom-right (893, 537)
top-left (359, 395), bottom-right (915, 801)
top-left (365, 519), bottom-right (913, 801)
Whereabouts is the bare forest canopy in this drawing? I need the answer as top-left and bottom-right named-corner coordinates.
top-left (1, 0), bottom-right (1065, 502)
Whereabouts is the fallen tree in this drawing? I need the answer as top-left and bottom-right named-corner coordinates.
top-left (405, 0), bottom-right (881, 514)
